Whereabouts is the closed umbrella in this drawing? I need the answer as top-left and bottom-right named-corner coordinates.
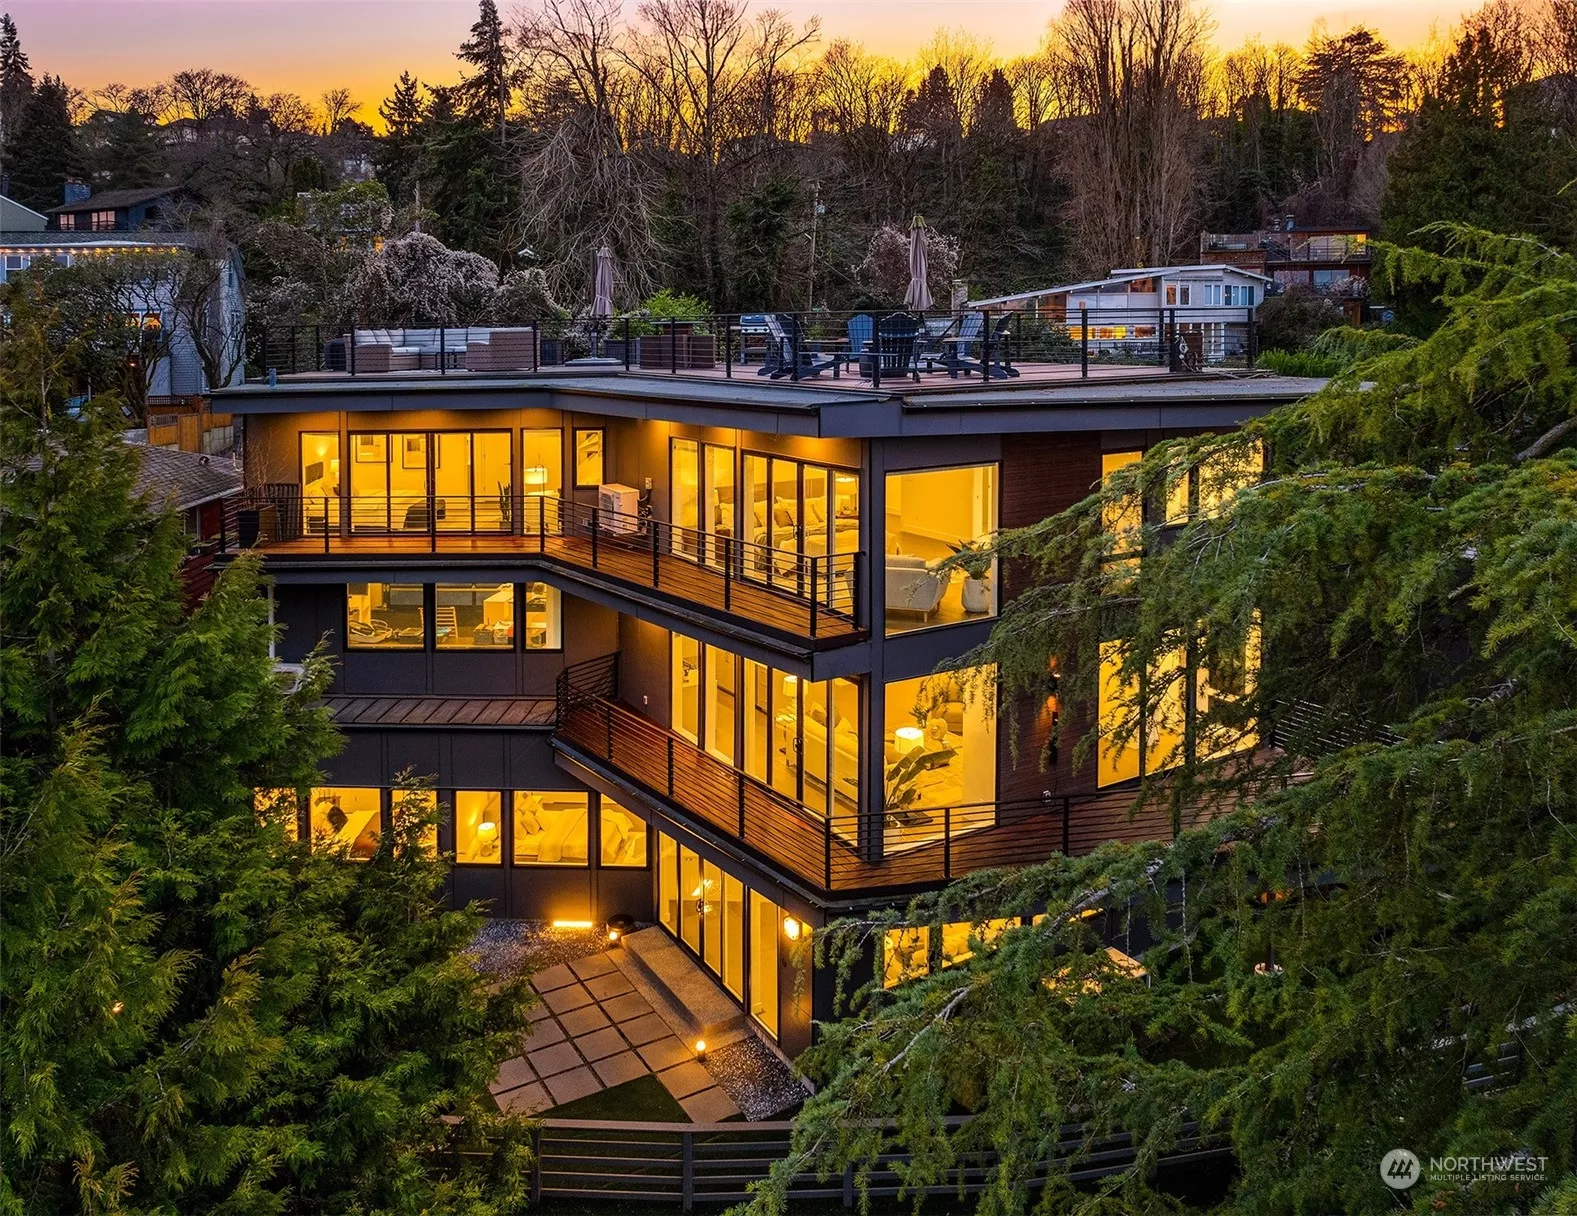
top-left (592, 244), bottom-right (615, 318)
top-left (904, 215), bottom-right (933, 312)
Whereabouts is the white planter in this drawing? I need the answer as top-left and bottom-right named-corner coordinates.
top-left (961, 576), bottom-right (993, 614)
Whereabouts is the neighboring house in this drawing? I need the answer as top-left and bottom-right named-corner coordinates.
top-left (1200, 225), bottom-right (1374, 324)
top-left (210, 356), bottom-right (1322, 1062)
top-left (0, 224), bottom-right (246, 400)
top-left (130, 440), bottom-right (243, 542)
top-left (46, 185), bottom-right (202, 233)
top-left (0, 193), bottom-right (47, 231)
top-left (971, 264), bottom-right (1272, 364)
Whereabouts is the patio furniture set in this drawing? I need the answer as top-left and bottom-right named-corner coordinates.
top-left (758, 312), bottom-right (1021, 382)
top-left (342, 326), bottom-right (539, 373)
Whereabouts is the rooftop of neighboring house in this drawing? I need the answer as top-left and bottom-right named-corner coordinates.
top-left (0, 193), bottom-right (47, 232)
top-left (45, 185), bottom-right (202, 233)
top-left (0, 230), bottom-right (201, 249)
top-left (129, 441), bottom-right (243, 514)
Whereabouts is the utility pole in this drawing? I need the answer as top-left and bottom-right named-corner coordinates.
top-left (806, 182), bottom-right (824, 313)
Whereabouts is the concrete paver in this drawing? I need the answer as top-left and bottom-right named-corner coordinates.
top-left (680, 1086), bottom-right (742, 1122)
top-left (618, 1012), bottom-right (671, 1046)
top-left (637, 1036), bottom-right (692, 1072)
top-left (569, 953), bottom-right (618, 980)
top-left (530, 962), bottom-right (578, 993)
top-left (574, 1026), bottom-right (629, 1062)
top-left (542, 983), bottom-right (595, 1015)
top-left (559, 1005), bottom-right (611, 1036)
top-left (545, 1066), bottom-right (601, 1106)
top-left (497, 1081), bottom-right (551, 1115)
top-left (592, 1050), bottom-right (648, 1087)
top-left (656, 1059), bottom-right (713, 1100)
top-left (488, 1055), bottom-right (535, 1094)
top-left (601, 992), bottom-right (653, 1023)
top-left (585, 971), bottom-right (635, 1001)
top-left (526, 1040), bottom-right (583, 1078)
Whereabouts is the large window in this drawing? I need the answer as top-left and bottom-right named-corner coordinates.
top-left (522, 427), bottom-right (563, 531)
top-left (436, 583), bottom-right (514, 649)
top-left (882, 666), bottom-right (997, 852)
top-left (346, 430), bottom-right (511, 533)
top-left (454, 790), bottom-right (504, 864)
top-left (512, 791), bottom-right (589, 866)
top-left (300, 432), bottom-right (341, 531)
top-left (743, 453), bottom-right (860, 589)
top-left (523, 582), bottom-right (561, 649)
top-left (347, 582), bottom-right (424, 648)
top-left (749, 890), bottom-right (780, 1034)
top-left (309, 787), bottom-right (382, 859)
top-left (884, 465), bottom-right (997, 634)
top-left (599, 797), bottom-right (648, 867)
top-left (574, 428), bottom-right (604, 488)
top-left (658, 831), bottom-right (679, 932)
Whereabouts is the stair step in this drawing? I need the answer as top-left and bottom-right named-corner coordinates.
top-left (615, 927), bottom-right (745, 1042)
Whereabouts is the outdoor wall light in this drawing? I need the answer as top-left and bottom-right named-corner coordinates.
top-left (783, 916), bottom-right (802, 942)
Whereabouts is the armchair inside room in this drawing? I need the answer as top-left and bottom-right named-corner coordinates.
top-left (885, 552), bottom-right (946, 617)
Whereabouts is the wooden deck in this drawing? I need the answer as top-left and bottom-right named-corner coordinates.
top-left (239, 530), bottom-right (862, 644)
top-left (555, 697), bottom-right (1219, 896)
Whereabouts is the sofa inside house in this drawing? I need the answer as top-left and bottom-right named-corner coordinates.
top-left (784, 700), bottom-right (861, 803)
top-left (346, 326), bottom-right (539, 373)
top-left (885, 552), bottom-right (946, 616)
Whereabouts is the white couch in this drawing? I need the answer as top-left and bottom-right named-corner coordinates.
top-left (782, 704), bottom-right (860, 797)
top-left (886, 553), bottom-right (945, 616)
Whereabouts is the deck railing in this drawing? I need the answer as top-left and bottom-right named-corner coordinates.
top-left (553, 654), bottom-right (1244, 896)
top-left (219, 491), bottom-right (862, 638)
top-left (247, 307), bottom-right (1260, 386)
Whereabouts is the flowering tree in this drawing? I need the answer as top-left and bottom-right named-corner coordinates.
top-left (339, 230), bottom-right (500, 325)
top-left (853, 222), bottom-right (961, 308)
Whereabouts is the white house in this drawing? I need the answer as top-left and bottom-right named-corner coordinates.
top-left (970, 264), bottom-right (1272, 364)
top-left (0, 202), bottom-right (246, 401)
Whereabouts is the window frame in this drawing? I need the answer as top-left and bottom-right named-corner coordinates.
top-left (345, 581), bottom-right (428, 651)
top-left (572, 427), bottom-right (605, 489)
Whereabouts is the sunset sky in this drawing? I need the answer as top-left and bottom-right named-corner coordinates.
top-left (14, 0), bottom-right (1479, 121)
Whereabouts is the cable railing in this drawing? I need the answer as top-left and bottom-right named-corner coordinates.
top-left (245, 306), bottom-right (1261, 387)
top-left (552, 654), bottom-right (1262, 895)
top-left (218, 490), bottom-right (861, 638)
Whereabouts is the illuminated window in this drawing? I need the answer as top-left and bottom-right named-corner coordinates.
top-left (1197, 619), bottom-right (1262, 762)
top-left (749, 889), bottom-right (780, 1035)
top-left (1198, 440), bottom-right (1264, 519)
top-left (941, 919), bottom-right (1014, 967)
top-left (1101, 452), bottom-right (1143, 563)
top-left (523, 581), bottom-right (560, 650)
top-left (882, 667), bottom-right (996, 852)
top-left (254, 787), bottom-right (299, 840)
top-left (574, 428), bottom-right (604, 488)
top-left (392, 787), bottom-right (439, 856)
top-left (346, 582), bottom-right (423, 649)
top-left (1098, 640), bottom-right (1141, 787)
top-left (884, 465), bottom-right (998, 635)
top-left (512, 791), bottom-right (589, 866)
top-left (455, 790), bottom-right (504, 864)
top-left (436, 583), bottom-right (514, 649)
top-left (658, 831), bottom-right (678, 931)
top-left (309, 787), bottom-right (382, 859)
top-left (91, 210), bottom-right (117, 231)
top-left (57, 213), bottom-right (76, 230)
top-left (522, 428), bottom-right (563, 532)
top-left (599, 797), bottom-right (648, 867)
top-left (883, 926), bottom-right (930, 988)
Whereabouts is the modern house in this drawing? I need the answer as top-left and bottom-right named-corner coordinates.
top-left (1199, 225), bottom-right (1373, 323)
top-left (969, 265), bottom-right (1271, 364)
top-left (46, 185), bottom-right (202, 233)
top-left (211, 350), bottom-right (1321, 1058)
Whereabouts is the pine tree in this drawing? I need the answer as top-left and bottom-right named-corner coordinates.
top-left (417, 85), bottom-right (518, 264)
top-left (456, 0), bottom-right (511, 140)
top-left (0, 11), bottom-right (32, 154)
top-left (98, 107), bottom-right (163, 190)
top-left (375, 70), bottom-right (425, 207)
top-left (5, 73), bottom-right (74, 211)
top-left (750, 228), bottom-right (1577, 1214)
top-left (0, 278), bottom-right (534, 1214)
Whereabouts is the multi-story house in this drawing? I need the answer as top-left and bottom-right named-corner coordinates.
top-left (1200, 225), bottom-right (1374, 324)
top-left (213, 354), bottom-right (1319, 1057)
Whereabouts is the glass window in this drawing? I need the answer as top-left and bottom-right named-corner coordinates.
top-left (884, 465), bottom-right (998, 635)
top-left (704, 644), bottom-right (736, 764)
top-left (883, 926), bottom-right (930, 988)
top-left (393, 787), bottom-right (439, 856)
top-left (749, 890), bottom-right (780, 1035)
top-left (704, 443), bottom-right (736, 569)
top-left (672, 633), bottom-right (700, 744)
top-left (722, 874), bottom-right (744, 998)
top-left (600, 796), bottom-right (648, 867)
top-left (574, 428), bottom-right (604, 487)
top-left (455, 790), bottom-right (504, 864)
top-left (309, 787), bottom-right (382, 859)
top-left (523, 581), bottom-right (561, 649)
top-left (522, 428), bottom-right (563, 532)
top-left (436, 583), bottom-right (514, 649)
top-left (300, 432), bottom-right (341, 532)
top-left (882, 666), bottom-right (997, 853)
top-left (941, 919), bottom-right (1013, 967)
top-left (680, 846), bottom-right (703, 954)
top-left (347, 582), bottom-right (424, 649)
top-left (701, 859), bottom-right (723, 974)
top-left (512, 791), bottom-right (589, 866)
top-left (671, 438), bottom-right (700, 559)
top-left (658, 831), bottom-right (678, 931)
top-left (254, 787), bottom-right (299, 840)
top-left (1098, 640), bottom-right (1141, 787)
top-left (734, 649), bottom-right (861, 821)
top-left (1198, 440), bottom-right (1263, 519)
top-left (1101, 452), bottom-right (1143, 567)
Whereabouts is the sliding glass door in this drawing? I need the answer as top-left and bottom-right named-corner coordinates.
top-left (742, 453), bottom-right (860, 601)
top-left (345, 430), bottom-right (512, 534)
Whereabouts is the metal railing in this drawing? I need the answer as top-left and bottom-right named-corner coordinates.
top-left (245, 308), bottom-right (1260, 386)
top-left (219, 491), bottom-right (861, 638)
top-left (552, 654), bottom-right (1242, 895)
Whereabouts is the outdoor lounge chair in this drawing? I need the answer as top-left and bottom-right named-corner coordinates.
top-left (846, 314), bottom-right (873, 357)
top-left (861, 312), bottom-right (921, 381)
top-left (757, 314), bottom-right (846, 379)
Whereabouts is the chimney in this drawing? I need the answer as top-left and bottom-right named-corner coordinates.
top-left (64, 180), bottom-right (91, 205)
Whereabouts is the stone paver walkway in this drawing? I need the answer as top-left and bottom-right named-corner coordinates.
top-left (488, 950), bottom-right (743, 1121)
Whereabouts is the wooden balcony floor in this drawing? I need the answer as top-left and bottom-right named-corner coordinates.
top-left (245, 531), bottom-right (860, 642)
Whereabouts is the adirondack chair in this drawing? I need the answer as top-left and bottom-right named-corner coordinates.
top-left (978, 312), bottom-right (1020, 378)
top-left (846, 314), bottom-right (873, 355)
top-left (933, 312), bottom-right (984, 377)
top-left (862, 312), bottom-right (921, 381)
top-left (757, 313), bottom-right (844, 379)
top-left (913, 314), bottom-right (962, 372)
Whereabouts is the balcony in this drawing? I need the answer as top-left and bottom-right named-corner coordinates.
top-left (552, 655), bottom-right (1217, 898)
top-left (220, 492), bottom-right (863, 646)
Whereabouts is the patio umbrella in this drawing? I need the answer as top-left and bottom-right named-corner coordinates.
top-left (592, 244), bottom-right (615, 318)
top-left (904, 215), bottom-right (934, 312)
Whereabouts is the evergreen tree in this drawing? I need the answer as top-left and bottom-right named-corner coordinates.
top-left (0, 11), bottom-right (31, 154)
top-left (417, 85), bottom-right (517, 264)
top-left (456, 0), bottom-right (511, 140)
top-left (0, 278), bottom-right (534, 1214)
top-left (4, 73), bottom-right (73, 212)
top-left (750, 228), bottom-right (1577, 1214)
top-left (375, 70), bottom-right (426, 207)
top-left (98, 107), bottom-right (163, 191)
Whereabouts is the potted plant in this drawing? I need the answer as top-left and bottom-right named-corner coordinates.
top-left (948, 539), bottom-right (995, 614)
